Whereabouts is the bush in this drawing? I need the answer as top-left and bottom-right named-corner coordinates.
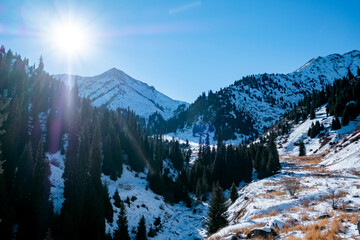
top-left (281, 177), bottom-right (301, 196)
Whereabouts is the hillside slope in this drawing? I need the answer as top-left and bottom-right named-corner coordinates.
top-left (54, 68), bottom-right (188, 119)
top-left (166, 50), bottom-right (360, 141)
top-left (209, 103), bottom-right (360, 240)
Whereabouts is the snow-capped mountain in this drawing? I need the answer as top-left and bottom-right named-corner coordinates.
top-left (234, 50), bottom-right (360, 130)
top-left (54, 68), bottom-right (188, 119)
top-left (168, 50), bottom-right (360, 141)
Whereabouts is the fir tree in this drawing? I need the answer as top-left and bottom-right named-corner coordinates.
top-left (341, 106), bottom-right (350, 126)
top-left (103, 184), bottom-right (114, 223)
top-left (299, 141), bottom-right (306, 156)
top-left (310, 105), bottom-right (315, 119)
top-left (135, 215), bottom-right (147, 240)
top-left (208, 183), bottom-right (228, 234)
top-left (113, 189), bottom-right (122, 208)
top-left (331, 116), bottom-right (341, 130)
top-left (113, 202), bottom-right (130, 240)
top-left (230, 183), bottom-right (238, 203)
top-left (195, 179), bottom-right (202, 200)
top-left (30, 136), bottom-right (51, 239)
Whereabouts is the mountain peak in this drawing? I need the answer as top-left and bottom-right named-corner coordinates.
top-left (102, 67), bottom-right (125, 77)
top-left (53, 68), bottom-right (188, 120)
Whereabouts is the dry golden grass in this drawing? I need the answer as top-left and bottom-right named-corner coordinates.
top-left (301, 214), bottom-right (310, 221)
top-left (281, 218), bottom-right (329, 234)
top-left (231, 223), bottom-right (265, 236)
top-left (337, 212), bottom-right (360, 224)
top-left (281, 217), bottom-right (345, 240)
top-left (349, 168), bottom-right (360, 177)
top-left (249, 210), bottom-right (279, 220)
top-left (263, 181), bottom-right (276, 186)
top-left (250, 236), bottom-right (274, 240)
top-left (284, 236), bottom-right (302, 240)
top-left (260, 190), bottom-right (285, 198)
top-left (301, 200), bottom-right (311, 208)
top-left (330, 218), bottom-right (343, 234)
top-left (304, 229), bottom-right (341, 240)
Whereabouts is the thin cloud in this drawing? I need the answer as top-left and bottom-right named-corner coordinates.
top-left (169, 1), bottom-right (201, 14)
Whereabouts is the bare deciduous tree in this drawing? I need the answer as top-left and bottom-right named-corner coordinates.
top-left (281, 177), bottom-right (301, 196)
top-left (323, 187), bottom-right (346, 210)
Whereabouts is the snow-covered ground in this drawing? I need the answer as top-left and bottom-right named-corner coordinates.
top-left (47, 153), bottom-right (208, 239)
top-left (211, 154), bottom-right (360, 239)
top-left (277, 105), bottom-right (360, 172)
top-left (102, 166), bottom-right (207, 239)
top-left (210, 105), bottom-right (360, 240)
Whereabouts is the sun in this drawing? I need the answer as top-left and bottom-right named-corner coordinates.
top-left (50, 19), bottom-right (90, 58)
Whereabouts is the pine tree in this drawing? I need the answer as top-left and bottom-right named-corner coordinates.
top-left (299, 141), bottom-right (306, 156)
top-left (113, 202), bottom-right (130, 240)
top-left (195, 179), bottom-right (202, 200)
top-left (208, 183), bottom-right (228, 234)
top-left (310, 105), bottom-right (315, 119)
top-left (103, 184), bottom-right (114, 223)
top-left (230, 183), bottom-right (238, 203)
top-left (30, 136), bottom-right (51, 239)
top-left (113, 189), bottom-right (122, 208)
top-left (331, 116), bottom-right (341, 130)
top-left (341, 106), bottom-right (350, 126)
top-left (135, 215), bottom-right (147, 240)
top-left (268, 134), bottom-right (281, 174)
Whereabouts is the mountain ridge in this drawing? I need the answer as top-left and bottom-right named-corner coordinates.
top-left (53, 68), bottom-right (188, 120)
top-left (162, 50), bottom-right (360, 141)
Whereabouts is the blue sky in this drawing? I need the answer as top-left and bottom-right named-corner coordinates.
top-left (1, 0), bottom-right (359, 103)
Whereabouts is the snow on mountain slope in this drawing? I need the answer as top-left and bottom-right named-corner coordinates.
top-left (54, 68), bottom-right (188, 119)
top-left (228, 50), bottom-right (360, 133)
top-left (208, 106), bottom-right (360, 240)
top-left (47, 153), bottom-right (208, 239)
top-left (277, 104), bottom-right (360, 172)
top-left (168, 50), bottom-right (360, 144)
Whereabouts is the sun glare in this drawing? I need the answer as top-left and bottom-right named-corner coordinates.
top-left (50, 19), bottom-right (90, 58)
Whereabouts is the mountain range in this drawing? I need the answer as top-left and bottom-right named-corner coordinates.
top-left (54, 50), bottom-right (360, 142)
top-left (54, 68), bottom-right (188, 120)
top-left (161, 50), bottom-right (360, 141)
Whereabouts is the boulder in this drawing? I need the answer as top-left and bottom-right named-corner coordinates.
top-left (345, 207), bottom-right (359, 212)
top-left (318, 214), bottom-right (331, 219)
top-left (247, 227), bottom-right (276, 239)
top-left (357, 220), bottom-right (360, 235)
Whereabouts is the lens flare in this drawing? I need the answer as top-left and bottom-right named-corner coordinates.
top-left (50, 19), bottom-right (89, 58)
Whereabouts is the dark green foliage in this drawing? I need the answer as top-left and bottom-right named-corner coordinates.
top-left (208, 183), bottom-right (228, 234)
top-left (148, 227), bottom-right (156, 237)
top-left (341, 105), bottom-right (351, 126)
top-left (147, 172), bottom-right (164, 195)
top-left (113, 189), bottom-right (122, 208)
top-left (310, 105), bottom-right (316, 119)
top-left (230, 183), bottom-right (238, 203)
top-left (169, 139), bottom-right (183, 170)
top-left (307, 121), bottom-right (325, 138)
top-left (331, 116), bottom-right (341, 130)
top-left (28, 136), bottom-right (51, 239)
top-left (113, 202), bottom-right (130, 240)
top-left (154, 217), bottom-right (161, 227)
top-left (136, 215), bottom-right (147, 240)
top-left (125, 196), bottom-right (130, 207)
top-left (299, 141), bottom-right (306, 156)
top-left (150, 85), bottom-right (256, 141)
top-left (103, 184), bottom-right (114, 223)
